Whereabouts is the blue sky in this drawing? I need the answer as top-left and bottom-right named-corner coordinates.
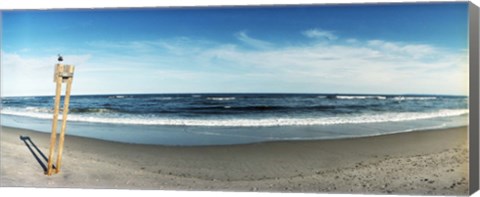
top-left (1, 2), bottom-right (469, 96)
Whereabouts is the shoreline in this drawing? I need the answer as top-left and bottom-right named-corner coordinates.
top-left (0, 126), bottom-right (469, 195)
top-left (0, 125), bottom-right (469, 147)
top-left (0, 112), bottom-right (469, 146)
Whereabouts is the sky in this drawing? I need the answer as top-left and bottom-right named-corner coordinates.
top-left (1, 2), bottom-right (469, 96)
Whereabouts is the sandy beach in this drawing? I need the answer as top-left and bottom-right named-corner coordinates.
top-left (0, 126), bottom-right (469, 195)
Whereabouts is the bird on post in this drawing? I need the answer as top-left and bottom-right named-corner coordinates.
top-left (58, 54), bottom-right (63, 62)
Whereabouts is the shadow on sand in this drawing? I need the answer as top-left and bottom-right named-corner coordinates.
top-left (19, 135), bottom-right (55, 173)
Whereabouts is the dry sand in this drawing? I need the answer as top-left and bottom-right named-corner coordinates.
top-left (0, 126), bottom-right (469, 195)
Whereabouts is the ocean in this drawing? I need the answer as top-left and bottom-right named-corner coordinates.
top-left (0, 93), bottom-right (468, 146)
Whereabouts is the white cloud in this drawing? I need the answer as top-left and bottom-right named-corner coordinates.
top-left (302, 28), bottom-right (338, 40)
top-left (1, 34), bottom-right (468, 96)
top-left (235, 31), bottom-right (273, 49)
top-left (367, 39), bottom-right (436, 59)
top-left (194, 39), bottom-right (467, 95)
top-left (1, 52), bottom-right (92, 96)
top-left (87, 40), bottom-right (157, 52)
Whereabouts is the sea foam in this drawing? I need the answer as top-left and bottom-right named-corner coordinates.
top-left (0, 108), bottom-right (468, 127)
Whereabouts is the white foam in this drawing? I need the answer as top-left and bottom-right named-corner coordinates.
top-left (153, 97), bottom-right (172, 100)
top-left (206, 97), bottom-right (236, 101)
top-left (337, 96), bottom-right (370, 99)
top-left (25, 107), bottom-right (51, 113)
top-left (108, 95), bottom-right (127, 99)
top-left (2, 110), bottom-right (52, 120)
top-left (393, 96), bottom-right (437, 101)
top-left (0, 108), bottom-right (468, 127)
top-left (334, 95), bottom-right (436, 100)
top-left (376, 96), bottom-right (387, 100)
top-left (335, 96), bottom-right (386, 100)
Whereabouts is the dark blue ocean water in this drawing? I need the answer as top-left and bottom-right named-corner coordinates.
top-left (0, 94), bottom-right (468, 145)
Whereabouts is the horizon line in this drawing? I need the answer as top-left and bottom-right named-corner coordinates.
top-left (1, 92), bottom-right (469, 98)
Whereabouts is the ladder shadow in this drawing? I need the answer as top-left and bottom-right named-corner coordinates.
top-left (19, 135), bottom-right (55, 173)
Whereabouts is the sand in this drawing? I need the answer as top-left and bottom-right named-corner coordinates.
top-left (0, 126), bottom-right (469, 195)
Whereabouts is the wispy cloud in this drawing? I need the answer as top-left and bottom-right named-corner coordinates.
top-left (235, 31), bottom-right (273, 49)
top-left (1, 31), bottom-right (468, 96)
top-left (1, 52), bottom-right (92, 96)
top-left (367, 39), bottom-right (436, 59)
top-left (302, 28), bottom-right (338, 40)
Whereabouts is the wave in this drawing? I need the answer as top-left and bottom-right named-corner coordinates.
top-left (70, 108), bottom-right (118, 113)
top-left (186, 105), bottom-right (335, 110)
top-left (154, 97), bottom-right (173, 100)
top-left (145, 96), bottom-right (176, 101)
top-left (25, 107), bottom-right (52, 113)
top-left (181, 104), bottom-right (386, 112)
top-left (336, 96), bottom-right (383, 100)
top-left (3, 107), bottom-right (119, 114)
top-left (108, 95), bottom-right (129, 99)
top-left (206, 97), bottom-right (236, 101)
top-left (0, 108), bottom-right (468, 127)
top-left (392, 96), bottom-right (437, 101)
top-left (333, 95), bottom-right (436, 100)
top-left (3, 104), bottom-right (384, 116)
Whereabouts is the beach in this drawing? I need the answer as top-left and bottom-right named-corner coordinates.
top-left (0, 126), bottom-right (469, 195)
top-left (2, 2), bottom-right (472, 196)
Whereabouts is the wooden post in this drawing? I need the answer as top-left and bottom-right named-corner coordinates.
top-left (46, 64), bottom-right (63, 175)
top-left (46, 63), bottom-right (74, 176)
top-left (55, 65), bottom-right (74, 174)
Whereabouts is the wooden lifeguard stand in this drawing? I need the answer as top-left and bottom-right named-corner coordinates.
top-left (46, 62), bottom-right (75, 176)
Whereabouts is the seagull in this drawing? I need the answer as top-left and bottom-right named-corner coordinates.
top-left (57, 54), bottom-right (63, 62)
